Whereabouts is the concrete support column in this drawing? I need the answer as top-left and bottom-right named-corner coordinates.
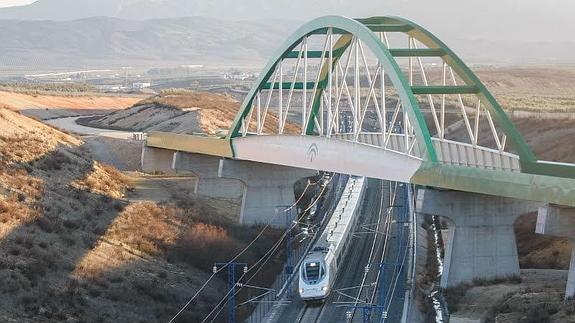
top-left (141, 146), bottom-right (176, 175)
top-left (536, 205), bottom-right (575, 299)
top-left (416, 189), bottom-right (539, 288)
top-left (173, 152), bottom-right (243, 200)
top-left (219, 159), bottom-right (317, 227)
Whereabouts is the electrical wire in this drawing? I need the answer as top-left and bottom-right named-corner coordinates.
top-left (202, 174), bottom-right (335, 322)
top-left (169, 174), bottom-right (329, 323)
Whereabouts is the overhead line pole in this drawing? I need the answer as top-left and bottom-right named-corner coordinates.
top-left (213, 262), bottom-right (248, 323)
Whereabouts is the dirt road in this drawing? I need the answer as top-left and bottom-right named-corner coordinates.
top-left (45, 115), bottom-right (134, 139)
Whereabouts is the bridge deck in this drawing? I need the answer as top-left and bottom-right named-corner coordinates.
top-left (145, 131), bottom-right (575, 207)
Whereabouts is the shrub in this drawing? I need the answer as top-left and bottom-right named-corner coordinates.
top-left (525, 305), bottom-right (550, 323)
top-left (169, 223), bottom-right (241, 271)
top-left (60, 235), bottom-right (76, 247)
top-left (88, 288), bottom-right (101, 298)
top-left (36, 217), bottom-right (58, 233)
top-left (8, 246), bottom-right (21, 256)
top-left (36, 151), bottom-right (72, 171)
top-left (443, 282), bottom-right (473, 313)
top-left (113, 201), bottom-right (125, 212)
top-left (20, 260), bottom-right (47, 283)
top-left (63, 219), bottom-right (79, 230)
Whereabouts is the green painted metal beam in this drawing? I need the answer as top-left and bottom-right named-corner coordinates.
top-left (308, 27), bottom-right (351, 35)
top-left (263, 82), bottom-right (316, 90)
top-left (411, 85), bottom-right (479, 95)
top-left (522, 161), bottom-right (575, 180)
top-left (285, 51), bottom-right (324, 59)
top-left (285, 46), bottom-right (348, 59)
top-left (363, 23), bottom-right (413, 32)
top-left (411, 162), bottom-right (575, 207)
top-left (389, 48), bottom-right (445, 57)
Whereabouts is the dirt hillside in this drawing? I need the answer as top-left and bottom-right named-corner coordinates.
top-left (475, 67), bottom-right (575, 97)
top-left (80, 90), bottom-right (299, 135)
top-left (0, 107), bottom-right (283, 322)
top-left (0, 90), bottom-right (144, 120)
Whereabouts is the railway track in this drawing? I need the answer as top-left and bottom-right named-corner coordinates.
top-left (346, 180), bottom-right (389, 322)
top-left (296, 304), bottom-right (326, 323)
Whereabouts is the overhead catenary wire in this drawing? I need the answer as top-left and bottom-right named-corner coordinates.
top-left (168, 174), bottom-right (329, 323)
top-left (348, 180), bottom-right (388, 321)
top-left (203, 174), bottom-right (336, 322)
top-left (382, 185), bottom-right (411, 318)
top-left (202, 175), bottom-right (336, 322)
top-left (368, 181), bottom-right (397, 305)
top-left (348, 180), bottom-right (396, 321)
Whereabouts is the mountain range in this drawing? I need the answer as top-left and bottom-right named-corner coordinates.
top-left (0, 0), bottom-right (573, 71)
top-left (0, 16), bottom-right (301, 71)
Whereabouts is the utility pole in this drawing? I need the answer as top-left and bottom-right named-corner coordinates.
top-left (346, 304), bottom-right (386, 323)
top-left (121, 66), bottom-right (132, 89)
top-left (285, 207), bottom-right (294, 298)
top-left (277, 205), bottom-right (295, 298)
top-left (213, 262), bottom-right (248, 323)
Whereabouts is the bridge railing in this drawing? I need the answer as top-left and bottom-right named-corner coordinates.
top-left (333, 133), bottom-right (520, 172)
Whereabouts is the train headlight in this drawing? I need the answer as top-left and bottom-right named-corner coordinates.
top-left (299, 288), bottom-right (304, 294)
top-left (322, 286), bottom-right (329, 292)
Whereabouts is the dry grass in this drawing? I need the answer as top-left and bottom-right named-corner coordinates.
top-left (0, 82), bottom-right (99, 95)
top-left (76, 200), bottom-right (282, 275)
top-left (70, 199), bottom-right (284, 322)
top-left (0, 101), bottom-right (282, 322)
top-left (515, 213), bottom-right (572, 269)
top-left (71, 162), bottom-right (129, 199)
top-left (0, 90), bottom-right (142, 113)
top-left (0, 109), bottom-right (81, 162)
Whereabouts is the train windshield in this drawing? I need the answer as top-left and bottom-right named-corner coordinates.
top-left (303, 261), bottom-right (325, 284)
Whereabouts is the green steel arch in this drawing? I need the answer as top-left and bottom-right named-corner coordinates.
top-left (372, 16), bottom-right (537, 164)
top-left (228, 15), bottom-right (542, 171)
top-left (228, 15), bottom-right (438, 163)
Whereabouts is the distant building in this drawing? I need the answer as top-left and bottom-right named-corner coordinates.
top-left (223, 72), bottom-right (256, 81)
top-left (132, 82), bottom-right (151, 89)
top-left (95, 84), bottom-right (124, 91)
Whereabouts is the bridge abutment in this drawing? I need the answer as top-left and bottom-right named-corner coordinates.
top-left (142, 147), bottom-right (316, 227)
top-left (536, 205), bottom-right (575, 299)
top-left (416, 189), bottom-right (539, 287)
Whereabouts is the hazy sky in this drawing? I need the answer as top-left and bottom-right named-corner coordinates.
top-left (0, 0), bottom-right (572, 43)
top-left (0, 0), bottom-right (35, 7)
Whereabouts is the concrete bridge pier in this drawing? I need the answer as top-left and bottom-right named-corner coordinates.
top-left (536, 205), bottom-right (575, 299)
top-left (172, 151), bottom-right (244, 200)
top-left (416, 189), bottom-right (539, 287)
top-left (218, 158), bottom-right (317, 227)
top-left (141, 146), bottom-right (177, 175)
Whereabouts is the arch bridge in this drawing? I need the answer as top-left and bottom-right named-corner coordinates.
top-left (146, 15), bottom-right (575, 207)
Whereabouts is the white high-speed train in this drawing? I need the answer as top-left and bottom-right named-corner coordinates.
top-left (298, 176), bottom-right (366, 301)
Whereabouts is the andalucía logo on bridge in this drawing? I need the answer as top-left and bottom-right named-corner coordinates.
top-left (306, 143), bottom-right (319, 163)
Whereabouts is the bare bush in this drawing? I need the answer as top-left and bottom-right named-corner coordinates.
top-left (36, 151), bottom-right (73, 171)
